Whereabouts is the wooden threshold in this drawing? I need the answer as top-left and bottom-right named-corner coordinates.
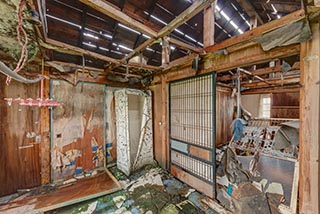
top-left (0, 169), bottom-right (121, 214)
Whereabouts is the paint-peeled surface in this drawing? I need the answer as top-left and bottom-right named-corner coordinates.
top-left (51, 80), bottom-right (105, 182)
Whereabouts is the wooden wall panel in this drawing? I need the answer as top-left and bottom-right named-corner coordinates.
top-left (271, 92), bottom-right (299, 119)
top-left (216, 87), bottom-right (234, 146)
top-left (0, 76), bottom-right (41, 196)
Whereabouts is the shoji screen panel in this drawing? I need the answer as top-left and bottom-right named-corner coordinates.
top-left (169, 74), bottom-right (216, 198)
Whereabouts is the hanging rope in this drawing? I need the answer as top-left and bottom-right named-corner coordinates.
top-left (6, 0), bottom-right (29, 85)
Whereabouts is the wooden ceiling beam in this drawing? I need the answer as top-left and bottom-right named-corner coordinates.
top-left (121, 0), bottom-right (215, 63)
top-left (204, 9), bottom-right (305, 53)
top-left (241, 75), bottom-right (300, 88)
top-left (79, 0), bottom-right (157, 37)
top-left (241, 85), bottom-right (300, 95)
top-left (80, 0), bottom-right (203, 54)
top-left (218, 61), bottom-right (300, 82)
top-left (43, 38), bottom-right (160, 71)
top-left (235, 0), bottom-right (264, 25)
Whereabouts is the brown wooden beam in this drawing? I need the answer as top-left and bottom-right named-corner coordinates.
top-left (202, 44), bottom-right (300, 73)
top-left (203, 2), bottom-right (216, 48)
top-left (80, 0), bottom-right (203, 53)
top-left (79, 0), bottom-right (157, 37)
top-left (157, 0), bottom-right (216, 39)
top-left (218, 62), bottom-right (300, 82)
top-left (204, 9), bottom-right (305, 53)
top-left (42, 38), bottom-right (159, 71)
top-left (241, 85), bottom-right (300, 95)
top-left (49, 72), bottom-right (139, 87)
top-left (40, 66), bottom-right (50, 184)
top-left (47, 61), bottom-right (143, 78)
top-left (120, 0), bottom-right (215, 63)
top-left (162, 38), bottom-right (170, 65)
top-left (167, 37), bottom-right (202, 53)
top-left (299, 22), bottom-right (320, 214)
top-left (241, 75), bottom-right (300, 88)
top-left (238, 67), bottom-right (273, 85)
top-left (162, 53), bottom-right (198, 72)
top-left (235, 0), bottom-right (264, 25)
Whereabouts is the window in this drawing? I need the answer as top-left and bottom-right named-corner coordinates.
top-left (260, 95), bottom-right (271, 118)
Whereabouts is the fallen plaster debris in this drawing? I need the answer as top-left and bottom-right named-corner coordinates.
top-left (127, 168), bottom-right (164, 192)
top-left (217, 175), bottom-right (229, 187)
top-left (260, 179), bottom-right (268, 191)
top-left (252, 181), bottom-right (263, 192)
top-left (113, 195), bottom-right (126, 208)
top-left (266, 182), bottom-right (284, 196)
top-left (200, 197), bottom-right (232, 214)
top-left (62, 178), bottom-right (77, 185)
top-left (160, 204), bottom-right (179, 214)
top-left (79, 201), bottom-right (98, 214)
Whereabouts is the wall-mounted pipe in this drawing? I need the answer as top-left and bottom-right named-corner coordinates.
top-left (0, 61), bottom-right (42, 84)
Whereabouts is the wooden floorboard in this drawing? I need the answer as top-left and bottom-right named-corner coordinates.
top-left (0, 171), bottom-right (121, 214)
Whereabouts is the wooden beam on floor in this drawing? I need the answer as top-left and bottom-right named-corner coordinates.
top-left (204, 9), bottom-right (305, 53)
top-left (299, 22), bottom-right (320, 214)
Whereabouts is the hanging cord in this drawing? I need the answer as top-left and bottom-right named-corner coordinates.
top-left (6, 0), bottom-right (29, 85)
top-left (81, 55), bottom-right (85, 92)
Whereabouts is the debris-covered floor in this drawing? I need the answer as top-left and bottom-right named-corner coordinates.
top-left (46, 163), bottom-right (216, 214)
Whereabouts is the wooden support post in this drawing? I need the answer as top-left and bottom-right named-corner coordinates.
top-left (40, 67), bottom-right (50, 184)
top-left (299, 22), bottom-right (320, 214)
top-left (250, 15), bottom-right (258, 30)
top-left (162, 37), bottom-right (170, 65)
top-left (161, 74), bottom-right (168, 168)
top-left (203, 2), bottom-right (216, 48)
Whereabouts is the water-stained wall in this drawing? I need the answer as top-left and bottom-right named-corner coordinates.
top-left (51, 80), bottom-right (105, 182)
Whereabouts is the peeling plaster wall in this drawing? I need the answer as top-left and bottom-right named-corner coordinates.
top-left (51, 80), bottom-right (105, 182)
top-left (115, 89), bottom-right (153, 176)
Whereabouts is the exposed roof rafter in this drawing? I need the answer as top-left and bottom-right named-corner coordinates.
top-left (81, 0), bottom-right (214, 68)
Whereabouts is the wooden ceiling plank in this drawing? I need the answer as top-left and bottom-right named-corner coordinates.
top-left (80, 0), bottom-right (157, 37)
top-left (122, 0), bottom-right (215, 63)
top-left (80, 0), bottom-right (204, 53)
top-left (43, 38), bottom-right (159, 71)
top-left (236, 0), bottom-right (264, 24)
